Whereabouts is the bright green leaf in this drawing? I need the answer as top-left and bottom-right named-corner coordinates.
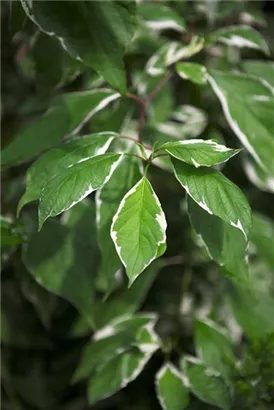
top-left (208, 25), bottom-right (270, 55)
top-left (96, 155), bottom-right (141, 294)
top-left (27, 1), bottom-right (136, 93)
top-left (183, 357), bottom-right (231, 409)
top-left (111, 177), bottom-right (167, 285)
top-left (195, 318), bottom-right (234, 378)
top-left (188, 198), bottom-right (249, 280)
top-left (161, 139), bottom-right (240, 167)
top-left (208, 70), bottom-right (274, 177)
top-left (38, 153), bottom-right (122, 229)
top-left (156, 364), bottom-right (189, 410)
top-left (138, 2), bottom-right (186, 33)
top-left (23, 201), bottom-right (98, 324)
top-left (176, 62), bottom-right (207, 85)
top-left (173, 160), bottom-right (252, 240)
top-left (1, 89), bottom-right (120, 167)
top-left (18, 132), bottom-right (116, 215)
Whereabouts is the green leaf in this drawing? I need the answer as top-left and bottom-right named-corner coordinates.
top-left (18, 132), bottom-right (116, 215)
top-left (23, 201), bottom-right (98, 324)
top-left (195, 318), bottom-right (234, 378)
top-left (146, 37), bottom-right (204, 77)
top-left (243, 156), bottom-right (274, 194)
top-left (94, 260), bottom-right (162, 329)
top-left (173, 160), bottom-right (252, 240)
top-left (27, 1), bottom-right (136, 93)
top-left (38, 153), bottom-right (122, 229)
top-left (96, 155), bottom-right (141, 294)
top-left (161, 139), bottom-right (240, 167)
top-left (252, 213), bottom-right (274, 269)
top-left (228, 280), bottom-right (274, 340)
top-left (183, 357), bottom-right (231, 409)
top-left (188, 198), bottom-right (248, 280)
top-left (156, 364), bottom-right (189, 410)
top-left (138, 2), bottom-right (186, 33)
top-left (111, 177), bottom-right (167, 285)
top-left (73, 313), bottom-right (157, 383)
top-left (208, 25), bottom-right (270, 55)
top-left (1, 218), bottom-right (23, 246)
top-left (176, 62), bottom-right (207, 85)
top-left (208, 70), bottom-right (274, 177)
top-left (87, 327), bottom-right (159, 405)
top-left (1, 89), bottom-right (120, 166)
top-left (243, 60), bottom-right (274, 88)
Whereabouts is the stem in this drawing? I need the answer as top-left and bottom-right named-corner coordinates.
top-left (126, 92), bottom-right (147, 143)
top-left (123, 152), bottom-right (146, 162)
top-left (117, 135), bottom-right (152, 151)
top-left (146, 71), bottom-right (173, 105)
top-left (126, 71), bottom-right (173, 146)
top-left (153, 153), bottom-right (169, 160)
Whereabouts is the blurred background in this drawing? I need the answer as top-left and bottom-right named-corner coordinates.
top-left (1, 1), bottom-right (274, 409)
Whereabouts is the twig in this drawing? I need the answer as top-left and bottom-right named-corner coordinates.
top-left (126, 71), bottom-right (173, 144)
top-left (162, 255), bottom-right (185, 267)
top-left (145, 71), bottom-right (173, 106)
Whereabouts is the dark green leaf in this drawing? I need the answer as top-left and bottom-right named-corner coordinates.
top-left (183, 357), bottom-right (231, 409)
top-left (28, 1), bottom-right (136, 92)
top-left (1, 89), bottom-right (120, 166)
top-left (23, 201), bottom-right (98, 324)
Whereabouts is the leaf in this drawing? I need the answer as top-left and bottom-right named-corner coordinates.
top-left (195, 318), bottom-right (234, 378)
top-left (208, 70), bottom-right (274, 177)
top-left (228, 280), bottom-right (274, 340)
top-left (243, 156), bottom-right (274, 194)
top-left (252, 213), bottom-right (274, 269)
top-left (1, 218), bottom-right (23, 246)
top-left (138, 2), bottom-right (186, 33)
top-left (173, 160), bottom-right (252, 240)
top-left (87, 327), bottom-right (159, 405)
top-left (96, 155), bottom-right (141, 294)
top-left (156, 364), bottom-right (189, 410)
top-left (23, 201), bottom-right (99, 324)
top-left (73, 313), bottom-right (157, 383)
top-left (243, 60), bottom-right (274, 88)
top-left (187, 198), bottom-right (248, 280)
top-left (1, 89), bottom-right (120, 166)
top-left (183, 357), bottom-right (231, 409)
top-left (156, 105), bottom-right (207, 141)
top-left (161, 139), bottom-right (240, 167)
top-left (94, 260), bottom-right (162, 329)
top-left (176, 62), bottom-right (207, 85)
top-left (208, 25), bottom-right (270, 55)
top-left (27, 1), bottom-right (136, 93)
top-left (146, 37), bottom-right (204, 77)
top-left (38, 153), bottom-right (122, 229)
top-left (18, 132), bottom-right (116, 215)
top-left (111, 177), bottom-right (167, 285)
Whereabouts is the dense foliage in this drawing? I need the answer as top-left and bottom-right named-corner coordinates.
top-left (1, 1), bottom-right (274, 409)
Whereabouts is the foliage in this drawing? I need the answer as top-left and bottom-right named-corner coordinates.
top-left (1, 1), bottom-right (274, 409)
